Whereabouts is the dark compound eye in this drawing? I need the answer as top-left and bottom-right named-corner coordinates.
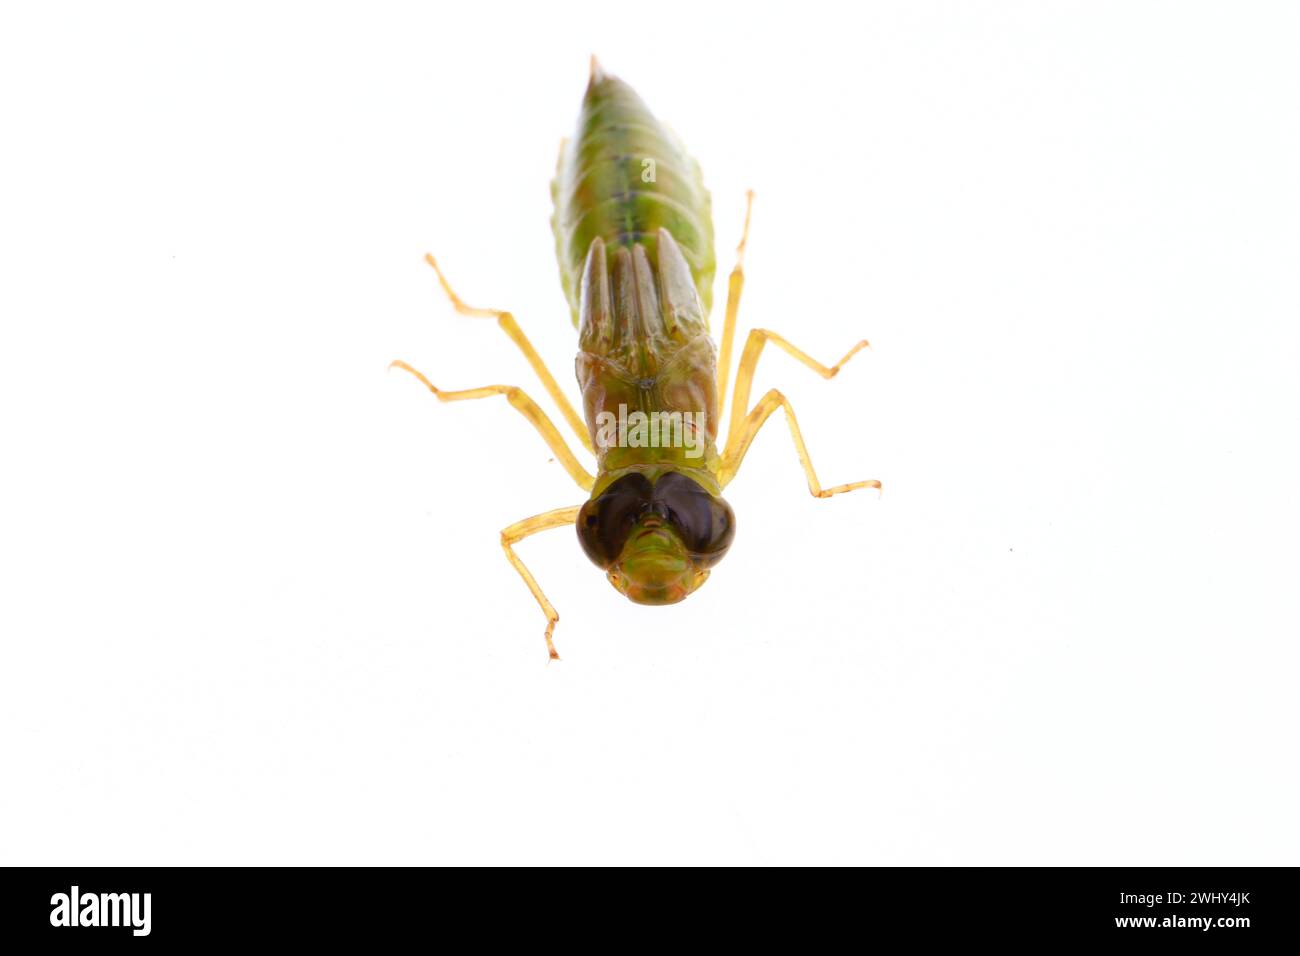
top-left (576, 473), bottom-right (653, 568)
top-left (651, 472), bottom-right (736, 567)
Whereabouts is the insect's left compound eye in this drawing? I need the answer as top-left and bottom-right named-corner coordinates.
top-left (651, 472), bottom-right (736, 567)
top-left (576, 473), bottom-right (653, 568)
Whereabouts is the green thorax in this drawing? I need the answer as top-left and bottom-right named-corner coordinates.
top-left (573, 233), bottom-right (721, 488)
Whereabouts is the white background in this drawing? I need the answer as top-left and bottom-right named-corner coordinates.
top-left (2, 2), bottom-right (1297, 865)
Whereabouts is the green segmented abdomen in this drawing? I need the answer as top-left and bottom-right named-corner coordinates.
top-left (551, 68), bottom-right (716, 328)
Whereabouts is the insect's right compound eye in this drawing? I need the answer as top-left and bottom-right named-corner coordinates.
top-left (576, 473), bottom-right (654, 568)
top-left (651, 471), bottom-right (736, 567)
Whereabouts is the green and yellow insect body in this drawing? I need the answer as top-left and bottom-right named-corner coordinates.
top-left (394, 59), bottom-right (879, 659)
top-left (553, 64), bottom-right (731, 606)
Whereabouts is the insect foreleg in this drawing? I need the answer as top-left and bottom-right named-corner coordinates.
top-left (724, 329), bottom-right (871, 451)
top-left (425, 254), bottom-right (594, 454)
top-left (718, 388), bottom-right (881, 498)
top-left (389, 360), bottom-right (595, 492)
top-left (500, 506), bottom-right (582, 661)
top-left (715, 190), bottom-right (754, 419)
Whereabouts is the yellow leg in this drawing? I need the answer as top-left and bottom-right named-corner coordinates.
top-left (425, 253), bottom-right (594, 455)
top-left (719, 388), bottom-right (881, 497)
top-left (389, 360), bottom-right (594, 492)
top-left (725, 329), bottom-right (871, 452)
top-left (715, 190), bottom-right (754, 417)
top-left (501, 506), bottom-right (581, 661)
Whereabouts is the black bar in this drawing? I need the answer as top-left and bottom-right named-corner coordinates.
top-left (1, 866), bottom-right (1294, 945)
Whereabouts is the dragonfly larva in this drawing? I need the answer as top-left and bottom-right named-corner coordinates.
top-left (393, 58), bottom-right (880, 659)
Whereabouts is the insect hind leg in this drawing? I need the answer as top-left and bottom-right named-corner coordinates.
top-left (715, 190), bottom-right (754, 418)
top-left (724, 328), bottom-right (871, 454)
top-left (424, 254), bottom-right (594, 454)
